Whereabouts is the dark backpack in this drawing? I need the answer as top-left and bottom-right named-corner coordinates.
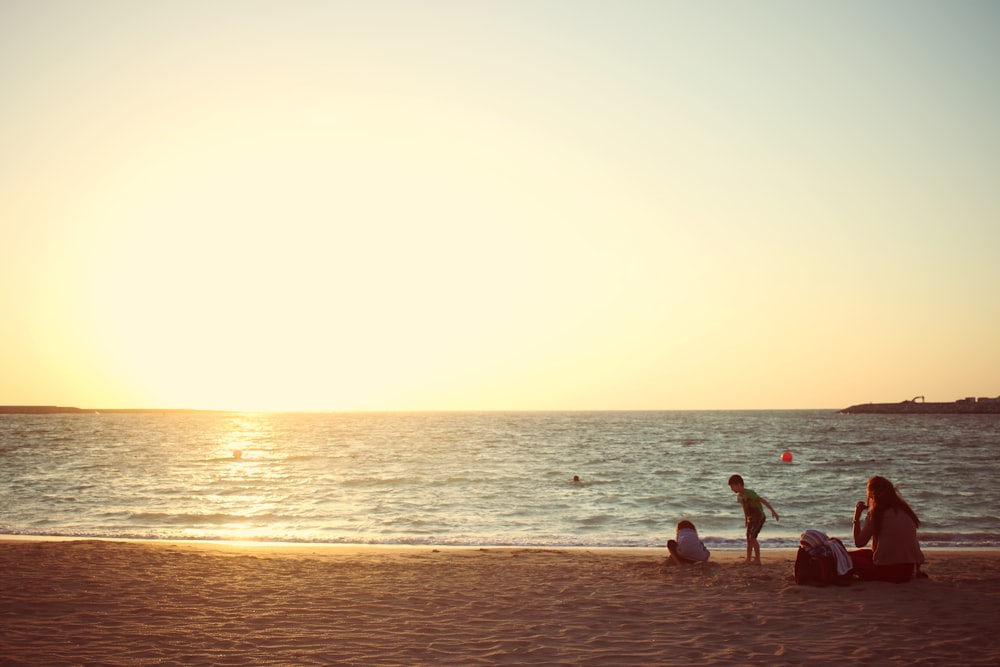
top-left (794, 543), bottom-right (850, 586)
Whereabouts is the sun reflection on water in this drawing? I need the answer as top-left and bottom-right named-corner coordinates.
top-left (202, 413), bottom-right (291, 541)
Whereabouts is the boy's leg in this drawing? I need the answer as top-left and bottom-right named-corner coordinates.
top-left (746, 516), bottom-right (765, 564)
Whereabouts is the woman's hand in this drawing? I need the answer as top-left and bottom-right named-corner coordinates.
top-left (854, 501), bottom-right (867, 521)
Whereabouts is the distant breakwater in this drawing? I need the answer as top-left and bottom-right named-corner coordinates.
top-left (840, 395), bottom-right (1000, 414)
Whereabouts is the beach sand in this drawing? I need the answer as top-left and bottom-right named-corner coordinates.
top-left (1, 540), bottom-right (998, 666)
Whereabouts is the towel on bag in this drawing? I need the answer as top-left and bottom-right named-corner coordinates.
top-left (800, 529), bottom-right (853, 576)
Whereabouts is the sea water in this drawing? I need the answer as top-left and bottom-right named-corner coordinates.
top-left (1, 410), bottom-right (998, 549)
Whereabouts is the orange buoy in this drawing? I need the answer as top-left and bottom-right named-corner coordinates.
top-left (781, 451), bottom-right (793, 463)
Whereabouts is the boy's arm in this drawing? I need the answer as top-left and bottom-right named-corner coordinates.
top-left (760, 496), bottom-right (779, 521)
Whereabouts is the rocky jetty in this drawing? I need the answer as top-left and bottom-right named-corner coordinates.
top-left (840, 395), bottom-right (1000, 414)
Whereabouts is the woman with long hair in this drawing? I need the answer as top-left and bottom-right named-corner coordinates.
top-left (851, 475), bottom-right (925, 582)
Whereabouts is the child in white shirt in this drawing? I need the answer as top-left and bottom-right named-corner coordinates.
top-left (667, 520), bottom-right (710, 564)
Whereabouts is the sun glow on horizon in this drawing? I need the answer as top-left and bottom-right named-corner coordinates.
top-left (3, 2), bottom-right (999, 412)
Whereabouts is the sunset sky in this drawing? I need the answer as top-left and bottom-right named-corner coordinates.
top-left (2, 1), bottom-right (998, 411)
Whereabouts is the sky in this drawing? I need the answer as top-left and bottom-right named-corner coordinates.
top-left (2, 1), bottom-right (998, 412)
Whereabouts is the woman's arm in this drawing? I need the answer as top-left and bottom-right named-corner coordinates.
top-left (853, 502), bottom-right (873, 547)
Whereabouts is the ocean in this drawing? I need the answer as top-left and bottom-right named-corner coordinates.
top-left (1, 410), bottom-right (997, 549)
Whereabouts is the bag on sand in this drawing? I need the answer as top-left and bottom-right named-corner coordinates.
top-left (794, 530), bottom-right (852, 586)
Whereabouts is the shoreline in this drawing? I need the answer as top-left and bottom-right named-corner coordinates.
top-left (12, 536), bottom-right (997, 557)
top-left (2, 539), bottom-right (998, 665)
top-left (3, 533), bottom-right (997, 552)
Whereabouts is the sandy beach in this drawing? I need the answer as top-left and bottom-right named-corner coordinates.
top-left (1, 540), bottom-right (998, 666)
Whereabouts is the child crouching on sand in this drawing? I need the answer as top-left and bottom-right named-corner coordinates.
top-left (666, 520), bottom-right (710, 564)
top-left (728, 474), bottom-right (779, 565)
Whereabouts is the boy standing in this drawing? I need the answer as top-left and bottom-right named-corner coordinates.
top-left (728, 474), bottom-right (779, 565)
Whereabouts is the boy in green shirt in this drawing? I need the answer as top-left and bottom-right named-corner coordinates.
top-left (728, 474), bottom-right (780, 565)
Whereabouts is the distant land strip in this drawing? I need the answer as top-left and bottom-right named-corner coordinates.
top-left (840, 395), bottom-right (1000, 414)
top-left (0, 406), bottom-right (219, 414)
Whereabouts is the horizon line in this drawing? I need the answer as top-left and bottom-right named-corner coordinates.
top-left (0, 405), bottom-right (845, 415)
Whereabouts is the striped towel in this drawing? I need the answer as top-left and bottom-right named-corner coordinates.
top-left (800, 529), bottom-right (853, 576)
top-left (828, 537), bottom-right (853, 576)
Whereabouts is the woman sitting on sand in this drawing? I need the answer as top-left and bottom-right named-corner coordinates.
top-left (667, 520), bottom-right (710, 565)
top-left (850, 475), bottom-right (925, 582)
